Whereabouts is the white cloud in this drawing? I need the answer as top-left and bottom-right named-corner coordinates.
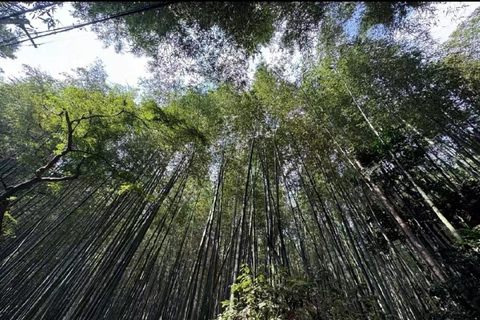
top-left (0, 3), bottom-right (150, 86)
top-left (429, 2), bottom-right (480, 43)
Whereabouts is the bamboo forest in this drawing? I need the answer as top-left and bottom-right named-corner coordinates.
top-left (1, 2), bottom-right (480, 320)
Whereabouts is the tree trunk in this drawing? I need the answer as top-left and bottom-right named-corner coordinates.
top-left (354, 159), bottom-right (446, 282)
top-left (335, 66), bottom-right (462, 242)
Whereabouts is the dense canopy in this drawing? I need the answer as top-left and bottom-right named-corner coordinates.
top-left (1, 2), bottom-right (480, 320)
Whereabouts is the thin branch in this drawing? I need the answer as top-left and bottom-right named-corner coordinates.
top-left (66, 111), bottom-right (73, 150)
top-left (71, 109), bottom-right (149, 129)
top-left (40, 157), bottom-right (85, 182)
top-left (0, 18), bottom-right (30, 25)
top-left (124, 110), bottom-right (150, 129)
top-left (0, 112), bottom-right (89, 202)
top-left (0, 177), bottom-right (40, 201)
top-left (18, 24), bottom-right (37, 48)
top-left (0, 3), bottom-right (58, 22)
top-left (41, 104), bottom-right (63, 117)
top-left (70, 110), bottom-right (125, 125)
top-left (71, 149), bottom-right (117, 172)
top-left (35, 111), bottom-right (73, 178)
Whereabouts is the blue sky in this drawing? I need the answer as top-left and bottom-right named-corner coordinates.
top-left (1, 2), bottom-right (479, 86)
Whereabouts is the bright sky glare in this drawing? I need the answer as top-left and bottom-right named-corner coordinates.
top-left (429, 2), bottom-right (480, 42)
top-left (1, 2), bottom-right (479, 86)
top-left (1, 3), bottom-right (151, 86)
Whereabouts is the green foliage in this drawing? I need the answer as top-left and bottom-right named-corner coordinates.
top-left (117, 183), bottom-right (155, 202)
top-left (445, 7), bottom-right (480, 60)
top-left (0, 64), bottom-right (148, 182)
top-left (0, 23), bottom-right (21, 59)
top-left (45, 183), bottom-right (62, 194)
top-left (441, 53), bottom-right (480, 95)
top-left (1, 212), bottom-right (18, 239)
top-left (354, 127), bottom-right (407, 167)
top-left (359, 2), bottom-right (429, 34)
top-left (71, 2), bottom-right (433, 55)
top-left (68, 2), bottom-right (433, 87)
top-left (2, 7), bottom-right (480, 318)
top-left (216, 265), bottom-right (382, 320)
top-left (459, 226), bottom-right (480, 249)
top-left (430, 248), bottom-right (480, 319)
top-left (72, 2), bottom-right (276, 56)
top-left (216, 265), bottom-right (315, 320)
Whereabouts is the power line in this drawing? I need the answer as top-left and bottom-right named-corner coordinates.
top-left (23, 34), bottom-right (99, 48)
top-left (0, 25), bottom-right (73, 48)
top-left (0, 1), bottom-right (176, 47)
top-left (0, 1), bottom-right (179, 49)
